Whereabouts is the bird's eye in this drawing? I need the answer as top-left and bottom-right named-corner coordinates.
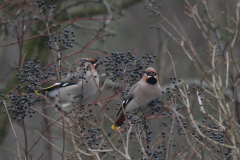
top-left (147, 71), bottom-right (156, 76)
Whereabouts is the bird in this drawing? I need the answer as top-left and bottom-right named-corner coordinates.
top-left (111, 67), bottom-right (161, 130)
top-left (35, 58), bottom-right (100, 111)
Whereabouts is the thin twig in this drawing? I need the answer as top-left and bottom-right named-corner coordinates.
top-left (3, 101), bottom-right (21, 160)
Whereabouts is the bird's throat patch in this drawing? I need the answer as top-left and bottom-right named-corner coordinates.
top-left (146, 77), bottom-right (157, 85)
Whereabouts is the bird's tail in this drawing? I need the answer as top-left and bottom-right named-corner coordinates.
top-left (35, 90), bottom-right (40, 95)
top-left (111, 125), bottom-right (120, 130)
top-left (35, 89), bottom-right (45, 95)
top-left (111, 112), bottom-right (125, 130)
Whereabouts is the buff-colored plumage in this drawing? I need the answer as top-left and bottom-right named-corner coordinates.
top-left (36, 58), bottom-right (100, 111)
top-left (112, 67), bottom-right (161, 130)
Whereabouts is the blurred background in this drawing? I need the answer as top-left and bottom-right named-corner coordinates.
top-left (0, 0), bottom-right (238, 159)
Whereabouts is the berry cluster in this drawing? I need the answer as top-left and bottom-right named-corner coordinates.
top-left (47, 28), bottom-right (76, 51)
top-left (33, 0), bottom-right (56, 21)
top-left (102, 51), bottom-right (156, 85)
top-left (1, 59), bottom-right (43, 121)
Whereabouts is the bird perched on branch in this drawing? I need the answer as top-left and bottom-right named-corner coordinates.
top-left (112, 67), bottom-right (162, 130)
top-left (35, 58), bottom-right (100, 111)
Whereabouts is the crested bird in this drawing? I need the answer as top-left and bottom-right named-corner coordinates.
top-left (35, 58), bottom-right (100, 111)
top-left (112, 67), bottom-right (161, 130)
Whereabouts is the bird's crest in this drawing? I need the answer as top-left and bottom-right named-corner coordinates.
top-left (145, 67), bottom-right (157, 75)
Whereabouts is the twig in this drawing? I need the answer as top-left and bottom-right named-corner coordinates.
top-left (225, 52), bottom-right (229, 91)
top-left (34, 130), bottom-right (71, 154)
top-left (22, 119), bottom-right (28, 160)
top-left (3, 101), bottom-right (21, 160)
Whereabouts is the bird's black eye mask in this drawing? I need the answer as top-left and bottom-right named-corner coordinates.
top-left (146, 71), bottom-right (157, 77)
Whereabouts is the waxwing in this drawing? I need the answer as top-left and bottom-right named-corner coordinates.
top-left (112, 67), bottom-right (161, 130)
top-left (35, 58), bottom-right (100, 111)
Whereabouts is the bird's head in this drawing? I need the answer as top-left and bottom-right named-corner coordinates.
top-left (144, 67), bottom-right (158, 85)
top-left (75, 58), bottom-right (102, 70)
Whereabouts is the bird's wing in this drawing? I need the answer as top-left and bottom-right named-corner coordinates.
top-left (126, 82), bottom-right (139, 99)
top-left (35, 70), bottom-right (96, 97)
top-left (35, 82), bottom-right (76, 95)
top-left (115, 82), bottom-right (139, 117)
top-left (115, 97), bottom-right (133, 117)
top-left (35, 72), bottom-right (85, 95)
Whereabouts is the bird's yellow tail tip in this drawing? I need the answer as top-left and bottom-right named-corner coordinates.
top-left (111, 125), bottom-right (120, 130)
top-left (35, 90), bottom-right (40, 95)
